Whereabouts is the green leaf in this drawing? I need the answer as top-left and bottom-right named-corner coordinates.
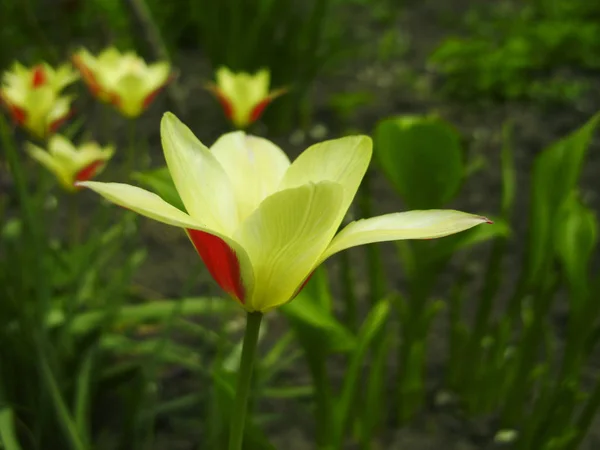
top-left (133, 166), bottom-right (185, 211)
top-left (0, 403), bottom-right (23, 450)
top-left (374, 114), bottom-right (464, 209)
top-left (39, 354), bottom-right (88, 450)
top-left (302, 265), bottom-right (333, 311)
top-left (73, 348), bottom-right (96, 446)
top-left (332, 299), bottom-right (391, 447)
top-left (526, 112), bottom-right (600, 289)
top-left (554, 196), bottom-right (597, 301)
top-left (361, 332), bottom-right (391, 445)
top-left (501, 121), bottom-right (516, 219)
top-left (51, 297), bottom-right (231, 334)
top-left (100, 334), bottom-right (205, 373)
top-left (281, 291), bottom-right (355, 353)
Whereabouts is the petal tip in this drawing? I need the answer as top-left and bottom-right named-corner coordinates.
top-left (482, 216), bottom-right (493, 224)
top-left (75, 181), bottom-right (90, 188)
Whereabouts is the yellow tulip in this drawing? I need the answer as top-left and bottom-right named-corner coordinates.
top-left (79, 113), bottom-right (490, 312)
top-left (27, 134), bottom-right (114, 192)
top-left (72, 47), bottom-right (173, 118)
top-left (206, 67), bottom-right (286, 129)
top-left (0, 62), bottom-right (78, 139)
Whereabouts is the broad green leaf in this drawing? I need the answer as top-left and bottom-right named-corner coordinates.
top-left (554, 196), bottom-right (597, 302)
top-left (0, 402), bottom-right (23, 450)
top-left (132, 166), bottom-right (185, 211)
top-left (302, 266), bottom-right (333, 311)
top-left (374, 114), bottom-right (464, 209)
top-left (526, 112), bottom-right (600, 288)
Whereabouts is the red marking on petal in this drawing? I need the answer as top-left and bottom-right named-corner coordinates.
top-left (143, 73), bottom-right (175, 109)
top-left (483, 217), bottom-right (494, 224)
top-left (74, 160), bottom-right (104, 184)
top-left (291, 271), bottom-right (315, 301)
top-left (249, 97), bottom-right (272, 124)
top-left (32, 65), bottom-right (47, 87)
top-left (109, 92), bottom-right (121, 106)
top-left (211, 89), bottom-right (234, 119)
top-left (142, 84), bottom-right (164, 108)
top-left (49, 108), bottom-right (74, 133)
top-left (72, 55), bottom-right (104, 98)
top-left (187, 229), bottom-right (245, 302)
top-left (9, 105), bottom-right (26, 125)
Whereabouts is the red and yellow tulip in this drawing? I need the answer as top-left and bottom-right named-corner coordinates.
top-left (72, 47), bottom-right (173, 118)
top-left (0, 62), bottom-right (78, 139)
top-left (79, 113), bottom-right (490, 312)
top-left (206, 67), bottom-right (286, 129)
top-left (27, 134), bottom-right (114, 192)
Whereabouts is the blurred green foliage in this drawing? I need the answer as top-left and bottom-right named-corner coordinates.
top-left (429, 0), bottom-right (600, 103)
top-left (3, 0), bottom-right (600, 447)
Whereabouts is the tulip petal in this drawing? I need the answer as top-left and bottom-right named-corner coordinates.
top-left (80, 180), bottom-right (255, 302)
top-left (75, 160), bottom-right (105, 183)
top-left (280, 135), bottom-right (372, 229)
top-left (214, 67), bottom-right (271, 128)
top-left (211, 132), bottom-right (290, 219)
top-left (320, 210), bottom-right (492, 262)
top-left (26, 143), bottom-right (71, 189)
top-left (161, 113), bottom-right (239, 234)
top-left (78, 181), bottom-right (204, 228)
top-left (9, 104), bottom-right (26, 125)
top-left (205, 84), bottom-right (234, 120)
top-left (187, 229), bottom-right (246, 303)
top-left (249, 87), bottom-right (287, 123)
top-left (235, 181), bottom-right (344, 312)
top-left (111, 73), bottom-right (147, 117)
top-left (31, 65), bottom-right (46, 87)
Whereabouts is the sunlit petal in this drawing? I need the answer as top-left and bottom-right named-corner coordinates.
top-left (161, 112), bottom-right (239, 234)
top-left (80, 180), bottom-right (255, 303)
top-left (26, 143), bottom-right (71, 189)
top-left (211, 132), bottom-right (290, 219)
top-left (280, 135), bottom-right (372, 228)
top-left (321, 210), bottom-right (492, 262)
top-left (234, 181), bottom-right (344, 312)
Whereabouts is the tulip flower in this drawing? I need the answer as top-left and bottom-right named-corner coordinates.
top-left (72, 47), bottom-right (172, 118)
top-left (79, 112), bottom-right (491, 312)
top-left (0, 62), bottom-right (78, 139)
top-left (27, 134), bottom-right (114, 192)
top-left (206, 67), bottom-right (286, 129)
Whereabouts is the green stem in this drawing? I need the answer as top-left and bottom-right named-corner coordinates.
top-left (228, 312), bottom-right (263, 450)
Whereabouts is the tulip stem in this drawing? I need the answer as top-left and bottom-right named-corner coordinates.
top-left (228, 311), bottom-right (263, 450)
